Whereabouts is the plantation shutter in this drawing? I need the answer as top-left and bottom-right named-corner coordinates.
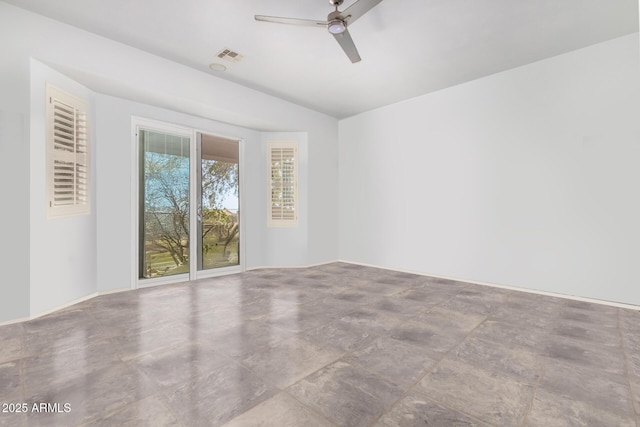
top-left (268, 141), bottom-right (298, 227)
top-left (46, 84), bottom-right (90, 218)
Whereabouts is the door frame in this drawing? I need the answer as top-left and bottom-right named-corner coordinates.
top-left (193, 128), bottom-right (245, 280)
top-left (130, 117), bottom-right (245, 290)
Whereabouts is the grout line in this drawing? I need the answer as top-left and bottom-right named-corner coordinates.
top-left (143, 345), bottom-right (284, 426)
top-left (5, 263), bottom-right (635, 426)
top-left (155, 391), bottom-right (189, 427)
top-left (518, 350), bottom-right (547, 427)
top-left (280, 390), bottom-right (340, 427)
top-left (254, 279), bottom-right (466, 426)
top-left (225, 339), bottom-right (349, 426)
top-left (281, 350), bottom-right (405, 427)
top-left (366, 290), bottom-right (497, 426)
top-left (368, 284), bottom-right (554, 427)
top-left (231, 333), bottom-right (343, 392)
top-left (338, 259), bottom-right (640, 311)
top-left (617, 309), bottom-right (639, 418)
top-left (398, 392), bottom-right (497, 427)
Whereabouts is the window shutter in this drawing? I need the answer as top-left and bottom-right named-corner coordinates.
top-left (46, 84), bottom-right (89, 218)
top-left (268, 141), bottom-right (298, 227)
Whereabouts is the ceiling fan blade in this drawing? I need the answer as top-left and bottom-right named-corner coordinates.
top-left (255, 15), bottom-right (328, 27)
top-left (341, 0), bottom-right (383, 24)
top-left (333, 29), bottom-right (361, 63)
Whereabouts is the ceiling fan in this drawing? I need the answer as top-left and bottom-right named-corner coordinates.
top-left (255, 0), bottom-right (383, 63)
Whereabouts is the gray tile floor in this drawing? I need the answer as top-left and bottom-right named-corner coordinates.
top-left (1, 262), bottom-right (639, 426)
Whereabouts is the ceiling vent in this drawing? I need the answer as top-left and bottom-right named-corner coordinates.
top-left (217, 48), bottom-right (244, 63)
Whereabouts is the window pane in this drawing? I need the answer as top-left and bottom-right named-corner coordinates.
top-left (199, 134), bottom-right (239, 270)
top-left (139, 130), bottom-right (190, 279)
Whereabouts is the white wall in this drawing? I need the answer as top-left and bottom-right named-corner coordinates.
top-left (0, 2), bottom-right (339, 322)
top-left (0, 4), bottom-right (34, 322)
top-left (0, 107), bottom-right (29, 323)
top-left (260, 132), bottom-right (309, 267)
top-left (340, 33), bottom-right (640, 305)
top-left (29, 61), bottom-right (98, 316)
top-left (307, 126), bottom-right (340, 265)
top-left (95, 95), bottom-right (266, 292)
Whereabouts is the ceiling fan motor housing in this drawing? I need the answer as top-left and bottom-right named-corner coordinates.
top-left (256, 0), bottom-right (384, 63)
top-left (328, 19), bottom-right (346, 34)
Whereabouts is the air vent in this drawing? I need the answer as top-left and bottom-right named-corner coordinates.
top-left (217, 48), bottom-right (244, 63)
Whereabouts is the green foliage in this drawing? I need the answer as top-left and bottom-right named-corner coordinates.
top-left (143, 154), bottom-right (239, 274)
top-left (144, 153), bottom-right (190, 269)
top-left (202, 161), bottom-right (238, 208)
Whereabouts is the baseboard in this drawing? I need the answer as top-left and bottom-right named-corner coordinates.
top-left (98, 288), bottom-right (131, 296)
top-left (0, 316), bottom-right (31, 327)
top-left (0, 288), bottom-right (132, 326)
top-left (5, 260), bottom-right (634, 327)
top-left (246, 260), bottom-right (339, 271)
top-left (195, 265), bottom-right (243, 280)
top-left (30, 292), bottom-right (99, 320)
top-left (338, 259), bottom-right (640, 311)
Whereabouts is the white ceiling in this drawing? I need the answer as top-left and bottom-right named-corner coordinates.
top-left (5, 0), bottom-right (638, 118)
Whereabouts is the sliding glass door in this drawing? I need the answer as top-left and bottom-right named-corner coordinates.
top-left (198, 133), bottom-right (240, 271)
top-left (139, 129), bottom-right (190, 279)
top-left (136, 121), bottom-right (241, 285)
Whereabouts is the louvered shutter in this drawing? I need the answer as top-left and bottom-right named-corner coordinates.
top-left (46, 84), bottom-right (90, 218)
top-left (268, 142), bottom-right (298, 227)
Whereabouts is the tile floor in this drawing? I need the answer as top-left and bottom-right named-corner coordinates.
top-left (1, 262), bottom-right (639, 426)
